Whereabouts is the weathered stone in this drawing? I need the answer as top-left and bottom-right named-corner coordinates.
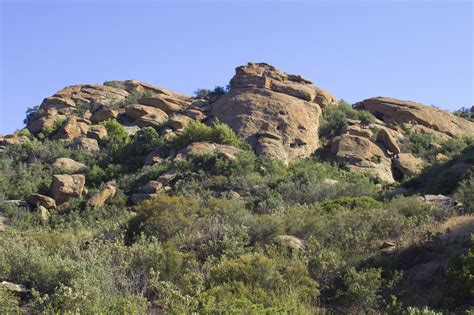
top-left (144, 148), bottom-right (164, 166)
top-left (52, 116), bottom-right (90, 140)
top-left (28, 114), bottom-right (66, 134)
top-left (0, 215), bottom-right (6, 232)
top-left (104, 80), bottom-right (190, 101)
top-left (52, 157), bottom-right (88, 173)
top-left (87, 181), bottom-right (117, 208)
top-left (26, 193), bottom-right (56, 209)
top-left (38, 205), bottom-right (50, 224)
top-left (183, 108), bottom-right (206, 120)
top-left (90, 107), bottom-right (119, 123)
top-left (211, 63), bottom-right (336, 164)
top-left (72, 137), bottom-right (100, 152)
top-left (50, 174), bottom-right (86, 204)
top-left (87, 125), bottom-right (108, 141)
top-left (138, 181), bottom-right (163, 194)
top-left (125, 104), bottom-right (169, 124)
top-left (157, 169), bottom-right (179, 184)
top-left (167, 114), bottom-right (192, 130)
top-left (138, 95), bottom-right (189, 113)
top-left (174, 142), bottom-right (242, 162)
top-left (376, 128), bottom-right (400, 154)
top-left (393, 153), bottom-right (423, 175)
top-left (331, 134), bottom-right (394, 183)
top-left (354, 97), bottom-right (474, 138)
top-left (344, 125), bottom-right (373, 139)
top-left (274, 235), bottom-right (305, 252)
top-left (1, 281), bottom-right (26, 294)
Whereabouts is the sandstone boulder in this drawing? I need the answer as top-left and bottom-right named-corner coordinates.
top-left (210, 63), bottom-right (336, 164)
top-left (38, 205), bottom-right (50, 224)
top-left (125, 104), bottom-right (169, 126)
top-left (87, 181), bottom-right (117, 208)
top-left (354, 97), bottom-right (474, 138)
top-left (50, 174), bottom-right (86, 204)
top-left (1, 281), bottom-right (26, 294)
top-left (174, 142), bottom-right (242, 162)
top-left (331, 134), bottom-right (394, 183)
top-left (90, 107), bottom-right (119, 123)
top-left (144, 148), bottom-right (164, 166)
top-left (52, 157), bottom-right (88, 173)
top-left (167, 114), bottom-right (192, 130)
top-left (138, 95), bottom-right (190, 113)
top-left (52, 116), bottom-right (90, 140)
top-left (138, 180), bottom-right (163, 194)
top-left (131, 193), bottom-right (157, 204)
top-left (26, 193), bottom-right (57, 209)
top-left (28, 114), bottom-right (66, 134)
top-left (393, 153), bottom-right (423, 175)
top-left (376, 128), bottom-right (401, 154)
top-left (274, 235), bottom-right (305, 252)
top-left (41, 84), bottom-right (129, 110)
top-left (343, 125), bottom-right (373, 139)
top-left (72, 137), bottom-right (100, 152)
top-left (104, 80), bottom-right (190, 101)
top-left (87, 125), bottom-right (108, 141)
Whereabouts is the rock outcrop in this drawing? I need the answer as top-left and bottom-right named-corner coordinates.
top-left (49, 174), bottom-right (86, 204)
top-left (87, 181), bottom-right (117, 208)
top-left (211, 63), bottom-right (336, 164)
top-left (173, 142), bottom-right (242, 162)
top-left (52, 157), bottom-right (88, 173)
top-left (354, 97), bottom-right (474, 138)
top-left (331, 134), bottom-right (394, 183)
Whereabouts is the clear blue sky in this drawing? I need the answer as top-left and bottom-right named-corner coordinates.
top-left (1, 0), bottom-right (472, 134)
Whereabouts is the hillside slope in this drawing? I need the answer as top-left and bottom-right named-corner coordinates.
top-left (0, 63), bottom-right (473, 313)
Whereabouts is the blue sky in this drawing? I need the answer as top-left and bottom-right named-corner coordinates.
top-left (1, 0), bottom-right (472, 134)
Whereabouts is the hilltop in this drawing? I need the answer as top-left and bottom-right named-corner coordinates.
top-left (0, 63), bottom-right (473, 313)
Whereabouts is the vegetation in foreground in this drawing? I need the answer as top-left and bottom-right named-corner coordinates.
top-left (1, 113), bottom-right (473, 313)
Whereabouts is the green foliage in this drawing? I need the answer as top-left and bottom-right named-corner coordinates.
top-left (194, 86), bottom-right (227, 100)
top-left (446, 234), bottom-right (474, 303)
top-left (454, 176), bottom-right (474, 213)
top-left (23, 105), bottom-right (41, 126)
top-left (101, 119), bottom-right (130, 150)
top-left (37, 118), bottom-right (65, 140)
top-left (336, 267), bottom-right (383, 312)
top-left (319, 100), bottom-right (375, 139)
top-left (167, 120), bottom-right (243, 150)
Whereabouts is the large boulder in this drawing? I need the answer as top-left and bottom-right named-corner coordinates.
top-left (393, 153), bottom-right (423, 176)
top-left (72, 137), bottom-right (100, 152)
top-left (174, 142), bottom-right (242, 161)
top-left (51, 116), bottom-right (90, 140)
top-left (138, 95), bottom-right (190, 113)
top-left (331, 134), bottom-right (394, 183)
top-left (87, 181), bottom-right (117, 208)
top-left (49, 174), bottom-right (86, 204)
top-left (52, 157), bottom-right (88, 173)
top-left (26, 193), bottom-right (57, 209)
top-left (41, 84), bottom-right (129, 111)
top-left (376, 128), bottom-right (401, 154)
top-left (90, 107), bottom-right (119, 123)
top-left (104, 80), bottom-right (190, 101)
top-left (125, 104), bottom-right (169, 127)
top-left (354, 97), bottom-right (474, 138)
top-left (211, 63), bottom-right (335, 164)
top-left (87, 125), bottom-right (108, 141)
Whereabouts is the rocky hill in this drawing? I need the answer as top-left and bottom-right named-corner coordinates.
top-left (0, 63), bottom-right (473, 313)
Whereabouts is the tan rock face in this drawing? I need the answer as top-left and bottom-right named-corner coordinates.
top-left (104, 80), bottom-right (190, 101)
top-left (87, 125), bottom-right (108, 141)
top-left (174, 142), bottom-right (242, 162)
top-left (125, 104), bottom-right (169, 122)
top-left (393, 153), bottom-right (423, 175)
top-left (331, 134), bottom-right (394, 183)
top-left (42, 84), bottom-right (129, 110)
top-left (26, 193), bottom-right (57, 209)
top-left (138, 95), bottom-right (190, 113)
top-left (354, 97), bottom-right (474, 138)
top-left (210, 63), bottom-right (336, 164)
top-left (90, 107), bottom-right (119, 123)
top-left (376, 128), bottom-right (401, 154)
top-left (52, 116), bottom-right (90, 140)
top-left (50, 174), bottom-right (86, 204)
top-left (52, 157), bottom-right (88, 173)
top-left (87, 181), bottom-right (117, 208)
top-left (344, 125), bottom-right (373, 139)
top-left (72, 137), bottom-right (100, 152)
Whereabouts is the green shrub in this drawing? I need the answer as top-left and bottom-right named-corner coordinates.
top-left (37, 118), bottom-right (65, 140)
top-left (167, 120), bottom-right (242, 150)
top-left (319, 100), bottom-right (375, 140)
top-left (454, 177), bottom-right (474, 213)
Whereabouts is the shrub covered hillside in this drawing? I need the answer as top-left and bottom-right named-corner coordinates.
top-left (1, 63), bottom-right (473, 313)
